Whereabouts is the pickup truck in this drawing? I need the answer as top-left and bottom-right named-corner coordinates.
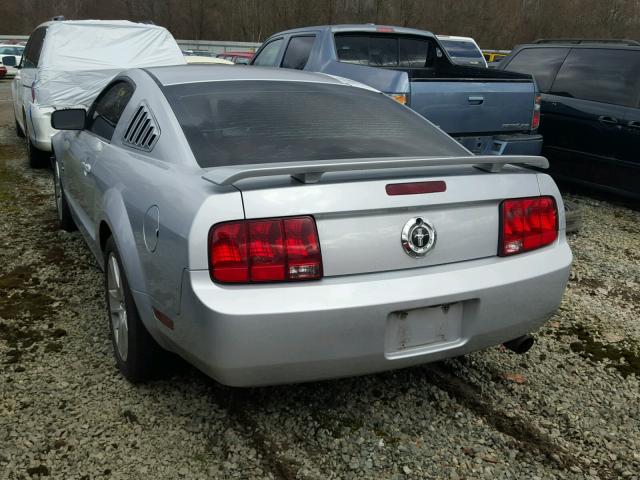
top-left (251, 25), bottom-right (542, 156)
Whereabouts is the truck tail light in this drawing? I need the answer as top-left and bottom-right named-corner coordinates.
top-left (209, 216), bottom-right (322, 283)
top-left (386, 93), bottom-right (408, 105)
top-left (499, 196), bottom-right (558, 256)
top-left (531, 94), bottom-right (541, 130)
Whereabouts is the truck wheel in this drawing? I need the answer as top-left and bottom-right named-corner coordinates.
top-left (564, 200), bottom-right (582, 234)
top-left (15, 118), bottom-right (25, 138)
top-left (52, 155), bottom-right (77, 232)
top-left (104, 237), bottom-right (164, 382)
top-left (23, 113), bottom-right (49, 169)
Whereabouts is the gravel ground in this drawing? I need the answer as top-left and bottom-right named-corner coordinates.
top-left (0, 78), bottom-right (639, 480)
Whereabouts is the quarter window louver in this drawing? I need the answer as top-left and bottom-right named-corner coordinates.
top-left (122, 102), bottom-right (160, 151)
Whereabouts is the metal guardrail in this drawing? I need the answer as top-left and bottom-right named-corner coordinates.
top-left (0, 35), bottom-right (28, 41)
top-left (0, 34), bottom-right (260, 54)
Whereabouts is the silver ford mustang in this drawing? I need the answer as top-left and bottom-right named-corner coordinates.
top-left (50, 65), bottom-right (572, 386)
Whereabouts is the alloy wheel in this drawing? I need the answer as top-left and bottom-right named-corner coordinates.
top-left (107, 254), bottom-right (129, 361)
top-left (53, 161), bottom-right (63, 220)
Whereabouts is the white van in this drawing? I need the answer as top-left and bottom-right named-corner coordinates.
top-left (12, 19), bottom-right (186, 167)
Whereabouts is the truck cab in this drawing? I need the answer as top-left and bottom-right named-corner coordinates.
top-left (251, 24), bottom-right (542, 157)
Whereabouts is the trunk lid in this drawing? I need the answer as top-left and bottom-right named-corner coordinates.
top-left (232, 168), bottom-right (541, 277)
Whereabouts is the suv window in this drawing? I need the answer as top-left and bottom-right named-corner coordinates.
top-left (550, 48), bottom-right (640, 107)
top-left (503, 47), bottom-right (569, 92)
top-left (252, 39), bottom-right (283, 67)
top-left (281, 36), bottom-right (315, 70)
top-left (23, 27), bottom-right (47, 68)
top-left (335, 34), bottom-right (432, 68)
top-left (87, 81), bottom-right (135, 141)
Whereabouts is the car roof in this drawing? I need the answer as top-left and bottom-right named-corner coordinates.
top-left (437, 35), bottom-right (475, 42)
top-left (267, 24), bottom-right (436, 38)
top-left (34, 19), bottom-right (168, 32)
top-left (513, 42), bottom-right (640, 51)
top-left (220, 51), bottom-right (253, 56)
top-left (141, 64), bottom-right (376, 89)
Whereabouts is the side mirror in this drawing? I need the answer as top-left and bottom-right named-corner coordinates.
top-left (51, 109), bottom-right (86, 130)
top-left (1, 56), bottom-right (16, 67)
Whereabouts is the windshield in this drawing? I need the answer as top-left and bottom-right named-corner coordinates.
top-left (162, 81), bottom-right (466, 168)
top-left (439, 39), bottom-right (483, 60)
top-left (0, 46), bottom-right (23, 56)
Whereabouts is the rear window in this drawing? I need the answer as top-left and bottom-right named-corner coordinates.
top-left (439, 39), bottom-right (483, 60)
top-left (335, 33), bottom-right (433, 68)
top-left (163, 81), bottom-right (466, 168)
top-left (549, 48), bottom-right (640, 107)
top-left (503, 47), bottom-right (569, 92)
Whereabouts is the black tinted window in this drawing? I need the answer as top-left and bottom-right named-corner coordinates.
top-left (24, 27), bottom-right (47, 68)
top-left (335, 35), bottom-right (369, 64)
top-left (282, 36), bottom-right (315, 70)
top-left (163, 81), bottom-right (466, 168)
top-left (252, 39), bottom-right (283, 67)
top-left (335, 34), bottom-right (433, 68)
top-left (399, 37), bottom-right (429, 67)
top-left (503, 47), bottom-right (569, 92)
top-left (88, 81), bottom-right (135, 141)
top-left (550, 48), bottom-right (640, 107)
top-left (369, 36), bottom-right (398, 66)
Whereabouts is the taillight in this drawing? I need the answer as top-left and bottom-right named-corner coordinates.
top-left (531, 94), bottom-right (541, 130)
top-left (209, 216), bottom-right (322, 283)
top-left (386, 93), bottom-right (408, 105)
top-left (499, 196), bottom-right (558, 256)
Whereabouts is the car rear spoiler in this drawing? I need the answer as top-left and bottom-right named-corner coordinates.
top-left (201, 155), bottom-right (549, 185)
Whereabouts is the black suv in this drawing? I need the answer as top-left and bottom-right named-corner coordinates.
top-left (499, 39), bottom-right (640, 200)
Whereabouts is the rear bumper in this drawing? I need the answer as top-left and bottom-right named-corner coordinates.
top-left (455, 133), bottom-right (543, 156)
top-left (173, 240), bottom-right (571, 387)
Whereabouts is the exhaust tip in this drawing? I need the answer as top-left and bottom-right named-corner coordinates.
top-left (503, 335), bottom-right (534, 355)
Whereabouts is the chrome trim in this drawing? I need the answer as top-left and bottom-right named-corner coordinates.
top-left (401, 217), bottom-right (436, 257)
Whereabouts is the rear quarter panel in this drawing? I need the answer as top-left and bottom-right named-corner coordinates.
top-left (91, 72), bottom-right (244, 328)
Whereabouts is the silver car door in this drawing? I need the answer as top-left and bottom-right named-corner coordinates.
top-left (62, 130), bottom-right (91, 228)
top-left (80, 80), bottom-right (136, 238)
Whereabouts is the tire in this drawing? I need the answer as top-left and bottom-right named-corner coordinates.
top-left (15, 118), bottom-right (25, 138)
top-left (52, 156), bottom-right (77, 232)
top-left (564, 200), bottom-right (583, 234)
top-left (104, 237), bottom-right (164, 382)
top-left (23, 112), bottom-right (49, 169)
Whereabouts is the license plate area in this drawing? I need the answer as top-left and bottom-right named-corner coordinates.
top-left (385, 303), bottom-right (463, 358)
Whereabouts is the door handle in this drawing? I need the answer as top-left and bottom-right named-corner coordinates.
top-left (598, 115), bottom-right (618, 125)
top-left (81, 161), bottom-right (91, 175)
top-left (468, 96), bottom-right (484, 105)
top-left (626, 121), bottom-right (640, 129)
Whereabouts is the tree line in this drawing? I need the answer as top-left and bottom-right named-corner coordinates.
top-left (2, 0), bottom-right (639, 49)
